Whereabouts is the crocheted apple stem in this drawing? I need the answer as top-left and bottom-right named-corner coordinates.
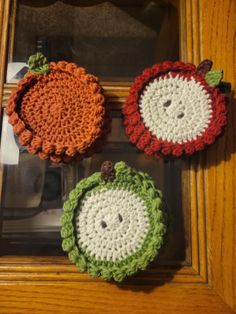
top-left (196, 59), bottom-right (213, 74)
top-left (101, 161), bottom-right (116, 182)
top-left (28, 52), bottom-right (50, 74)
top-left (196, 59), bottom-right (223, 87)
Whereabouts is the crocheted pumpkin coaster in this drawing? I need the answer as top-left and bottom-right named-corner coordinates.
top-left (6, 53), bottom-right (110, 163)
top-left (61, 161), bottom-right (167, 282)
top-left (123, 60), bottom-right (227, 158)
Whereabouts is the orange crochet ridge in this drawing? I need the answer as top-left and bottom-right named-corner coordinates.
top-left (6, 61), bottom-right (110, 163)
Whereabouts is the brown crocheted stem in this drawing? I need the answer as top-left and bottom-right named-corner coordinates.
top-left (101, 161), bottom-right (116, 182)
top-left (196, 59), bottom-right (213, 75)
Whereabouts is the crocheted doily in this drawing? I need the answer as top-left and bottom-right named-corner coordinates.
top-left (6, 53), bottom-right (109, 163)
top-left (61, 161), bottom-right (167, 282)
top-left (123, 60), bottom-right (227, 158)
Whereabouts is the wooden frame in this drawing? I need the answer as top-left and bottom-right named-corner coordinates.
top-left (0, 0), bottom-right (235, 312)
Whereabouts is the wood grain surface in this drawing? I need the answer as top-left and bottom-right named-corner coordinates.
top-left (200, 0), bottom-right (236, 310)
top-left (0, 0), bottom-right (10, 106)
top-left (0, 282), bottom-right (234, 314)
top-left (0, 0), bottom-right (235, 313)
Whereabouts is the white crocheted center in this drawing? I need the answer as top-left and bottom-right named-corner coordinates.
top-left (75, 188), bottom-right (150, 262)
top-left (139, 74), bottom-right (212, 143)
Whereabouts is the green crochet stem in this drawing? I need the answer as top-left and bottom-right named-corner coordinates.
top-left (60, 161), bottom-right (167, 282)
top-left (27, 52), bottom-right (50, 74)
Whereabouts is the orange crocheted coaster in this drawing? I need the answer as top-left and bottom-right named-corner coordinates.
top-left (6, 57), bottom-right (109, 163)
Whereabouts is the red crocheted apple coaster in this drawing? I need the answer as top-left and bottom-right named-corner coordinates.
top-left (6, 53), bottom-right (110, 163)
top-left (123, 60), bottom-right (227, 158)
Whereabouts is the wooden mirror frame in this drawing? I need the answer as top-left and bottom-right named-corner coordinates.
top-left (0, 0), bottom-right (235, 313)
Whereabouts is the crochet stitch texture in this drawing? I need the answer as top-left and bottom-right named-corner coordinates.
top-left (6, 56), bottom-right (109, 163)
top-left (123, 60), bottom-right (227, 158)
top-left (61, 161), bottom-right (167, 282)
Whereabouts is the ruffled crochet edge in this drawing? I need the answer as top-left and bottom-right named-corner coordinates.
top-left (6, 61), bottom-right (109, 163)
top-left (123, 61), bottom-right (227, 158)
top-left (60, 161), bottom-right (167, 282)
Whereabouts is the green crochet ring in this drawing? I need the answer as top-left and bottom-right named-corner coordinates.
top-left (61, 161), bottom-right (167, 282)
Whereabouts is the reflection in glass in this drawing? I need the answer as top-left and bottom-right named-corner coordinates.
top-left (1, 0), bottom-right (187, 264)
top-left (7, 0), bottom-right (179, 82)
top-left (0, 112), bottom-right (187, 264)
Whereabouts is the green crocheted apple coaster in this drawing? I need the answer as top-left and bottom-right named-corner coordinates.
top-left (61, 161), bottom-right (167, 282)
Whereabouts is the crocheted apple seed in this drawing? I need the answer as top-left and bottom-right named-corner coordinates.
top-left (6, 53), bottom-right (109, 163)
top-left (123, 60), bottom-right (227, 158)
top-left (61, 161), bottom-right (167, 282)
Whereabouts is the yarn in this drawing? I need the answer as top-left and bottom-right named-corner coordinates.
top-left (6, 54), bottom-right (109, 163)
top-left (101, 160), bottom-right (116, 182)
top-left (139, 74), bottom-right (212, 144)
top-left (61, 161), bottom-right (167, 282)
top-left (76, 188), bottom-right (150, 262)
top-left (123, 60), bottom-right (227, 158)
top-left (205, 70), bottom-right (223, 87)
top-left (28, 52), bottom-right (50, 74)
top-left (196, 59), bottom-right (213, 74)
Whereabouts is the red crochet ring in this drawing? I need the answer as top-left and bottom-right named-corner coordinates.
top-left (123, 60), bottom-right (227, 158)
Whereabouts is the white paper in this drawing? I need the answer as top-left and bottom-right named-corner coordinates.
top-left (7, 62), bottom-right (27, 83)
top-left (0, 112), bottom-right (20, 165)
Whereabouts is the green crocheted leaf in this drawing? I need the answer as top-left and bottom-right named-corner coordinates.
top-left (205, 70), bottom-right (223, 87)
top-left (28, 52), bottom-right (50, 74)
